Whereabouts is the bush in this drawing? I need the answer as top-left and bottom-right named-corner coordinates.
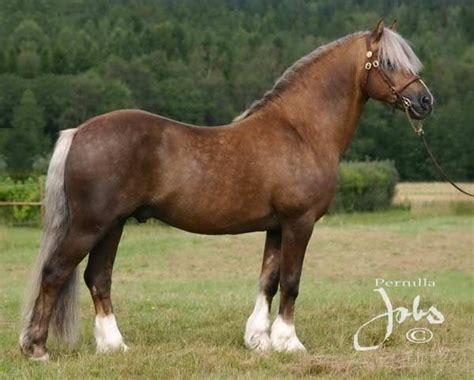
top-left (330, 161), bottom-right (399, 213)
top-left (0, 176), bottom-right (43, 225)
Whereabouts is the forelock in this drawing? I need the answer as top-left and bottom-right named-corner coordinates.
top-left (379, 28), bottom-right (423, 74)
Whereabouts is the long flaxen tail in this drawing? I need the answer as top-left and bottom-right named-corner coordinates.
top-left (20, 128), bottom-right (79, 347)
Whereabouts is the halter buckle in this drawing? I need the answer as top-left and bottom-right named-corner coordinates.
top-left (372, 60), bottom-right (379, 68)
top-left (365, 62), bottom-right (372, 70)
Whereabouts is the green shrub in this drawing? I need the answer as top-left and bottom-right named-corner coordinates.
top-left (330, 161), bottom-right (399, 213)
top-left (0, 176), bottom-right (44, 225)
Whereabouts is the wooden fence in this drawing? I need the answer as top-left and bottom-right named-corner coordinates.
top-left (0, 178), bottom-right (44, 225)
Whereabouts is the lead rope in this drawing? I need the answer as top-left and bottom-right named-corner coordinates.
top-left (402, 97), bottom-right (474, 197)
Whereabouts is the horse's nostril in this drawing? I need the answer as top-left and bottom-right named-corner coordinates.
top-left (421, 96), bottom-right (431, 104)
top-left (420, 95), bottom-right (432, 110)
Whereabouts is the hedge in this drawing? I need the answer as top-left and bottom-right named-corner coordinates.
top-left (0, 176), bottom-right (43, 225)
top-left (330, 161), bottom-right (399, 213)
top-left (0, 161), bottom-right (398, 225)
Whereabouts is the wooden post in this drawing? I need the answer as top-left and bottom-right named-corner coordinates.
top-left (39, 176), bottom-right (45, 224)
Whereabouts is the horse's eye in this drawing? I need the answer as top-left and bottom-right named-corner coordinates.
top-left (386, 60), bottom-right (394, 70)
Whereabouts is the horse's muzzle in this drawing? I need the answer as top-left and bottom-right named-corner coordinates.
top-left (406, 93), bottom-right (434, 120)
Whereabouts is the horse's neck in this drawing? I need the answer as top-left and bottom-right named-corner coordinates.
top-left (269, 39), bottom-right (366, 161)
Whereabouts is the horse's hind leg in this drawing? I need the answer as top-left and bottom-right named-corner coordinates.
top-left (244, 229), bottom-right (281, 351)
top-left (20, 226), bottom-right (102, 360)
top-left (84, 221), bottom-right (128, 353)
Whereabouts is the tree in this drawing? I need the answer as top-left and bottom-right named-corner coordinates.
top-left (52, 27), bottom-right (98, 74)
top-left (3, 89), bottom-right (47, 176)
top-left (16, 46), bottom-right (41, 78)
top-left (0, 74), bottom-right (26, 129)
top-left (59, 72), bottom-right (133, 128)
top-left (11, 20), bottom-right (49, 78)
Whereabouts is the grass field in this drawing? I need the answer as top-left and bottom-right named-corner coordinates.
top-left (0, 191), bottom-right (473, 378)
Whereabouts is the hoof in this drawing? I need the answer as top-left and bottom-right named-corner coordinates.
top-left (30, 352), bottom-right (50, 362)
top-left (96, 342), bottom-right (129, 354)
top-left (270, 316), bottom-right (307, 353)
top-left (244, 331), bottom-right (272, 352)
top-left (20, 342), bottom-right (50, 362)
top-left (272, 335), bottom-right (307, 352)
top-left (244, 298), bottom-right (271, 352)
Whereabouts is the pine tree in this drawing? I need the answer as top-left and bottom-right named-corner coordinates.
top-left (3, 89), bottom-right (47, 177)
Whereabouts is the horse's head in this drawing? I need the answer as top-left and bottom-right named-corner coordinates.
top-left (362, 20), bottom-right (433, 120)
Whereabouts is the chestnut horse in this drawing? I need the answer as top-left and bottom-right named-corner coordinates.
top-left (20, 20), bottom-right (433, 360)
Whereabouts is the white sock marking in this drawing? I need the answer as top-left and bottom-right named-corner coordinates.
top-left (30, 352), bottom-right (50, 362)
top-left (270, 315), bottom-right (306, 352)
top-left (244, 293), bottom-right (271, 351)
top-left (95, 314), bottom-right (128, 353)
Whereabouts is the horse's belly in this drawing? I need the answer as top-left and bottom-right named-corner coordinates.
top-left (167, 214), bottom-right (277, 235)
top-left (135, 199), bottom-right (278, 235)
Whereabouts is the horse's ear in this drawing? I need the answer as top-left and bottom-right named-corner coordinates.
top-left (371, 19), bottom-right (385, 42)
top-left (390, 19), bottom-right (397, 31)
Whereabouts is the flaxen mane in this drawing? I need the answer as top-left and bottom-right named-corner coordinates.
top-left (234, 28), bottom-right (422, 121)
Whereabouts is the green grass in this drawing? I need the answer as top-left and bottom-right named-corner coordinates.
top-left (0, 209), bottom-right (473, 379)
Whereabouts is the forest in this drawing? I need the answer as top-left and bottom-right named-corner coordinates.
top-left (0, 0), bottom-right (472, 180)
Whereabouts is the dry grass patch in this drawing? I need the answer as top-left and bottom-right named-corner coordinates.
top-left (394, 182), bottom-right (474, 215)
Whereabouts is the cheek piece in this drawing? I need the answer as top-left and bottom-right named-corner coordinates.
top-left (362, 34), bottom-right (420, 109)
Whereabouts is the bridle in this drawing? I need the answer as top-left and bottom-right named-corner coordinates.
top-left (362, 34), bottom-right (425, 136)
top-left (362, 34), bottom-right (421, 113)
top-left (361, 33), bottom-right (473, 197)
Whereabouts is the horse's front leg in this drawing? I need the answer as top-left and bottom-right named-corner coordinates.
top-left (270, 214), bottom-right (313, 352)
top-left (244, 229), bottom-right (281, 351)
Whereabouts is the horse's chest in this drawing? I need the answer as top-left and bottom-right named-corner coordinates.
top-left (276, 171), bottom-right (338, 216)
